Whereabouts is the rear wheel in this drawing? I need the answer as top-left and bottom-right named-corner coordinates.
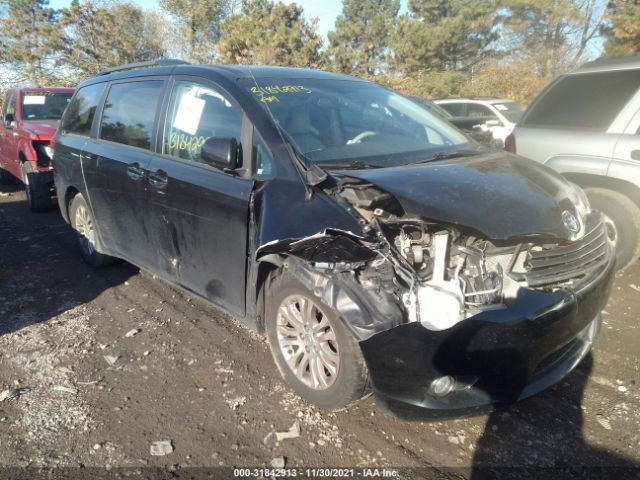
top-left (585, 187), bottom-right (640, 271)
top-left (21, 162), bottom-right (53, 212)
top-left (265, 269), bottom-right (369, 411)
top-left (69, 193), bottom-right (115, 267)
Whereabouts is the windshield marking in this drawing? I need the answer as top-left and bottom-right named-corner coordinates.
top-left (251, 85), bottom-right (312, 103)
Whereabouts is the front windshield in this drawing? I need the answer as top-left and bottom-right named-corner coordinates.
top-left (491, 101), bottom-right (524, 123)
top-left (241, 78), bottom-right (471, 168)
top-left (22, 92), bottom-right (73, 121)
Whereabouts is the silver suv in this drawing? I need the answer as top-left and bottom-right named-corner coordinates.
top-left (507, 55), bottom-right (640, 270)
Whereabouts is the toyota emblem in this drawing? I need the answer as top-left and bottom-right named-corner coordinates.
top-left (562, 210), bottom-right (580, 234)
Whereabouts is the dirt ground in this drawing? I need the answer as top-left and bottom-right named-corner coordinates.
top-left (0, 186), bottom-right (639, 479)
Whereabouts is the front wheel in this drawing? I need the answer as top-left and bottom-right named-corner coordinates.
top-left (69, 193), bottom-right (115, 267)
top-left (21, 162), bottom-right (53, 212)
top-left (585, 187), bottom-right (640, 271)
top-left (265, 269), bottom-right (369, 411)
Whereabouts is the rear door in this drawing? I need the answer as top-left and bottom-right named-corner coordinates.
top-left (516, 70), bottom-right (640, 165)
top-left (82, 78), bottom-right (166, 268)
top-left (55, 82), bottom-right (107, 213)
top-left (145, 77), bottom-right (253, 316)
top-left (612, 102), bottom-right (640, 174)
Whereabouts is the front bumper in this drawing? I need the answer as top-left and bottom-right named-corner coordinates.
top-left (359, 244), bottom-right (615, 414)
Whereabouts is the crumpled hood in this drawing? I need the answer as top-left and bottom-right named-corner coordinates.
top-left (21, 120), bottom-right (59, 138)
top-left (331, 151), bottom-right (580, 242)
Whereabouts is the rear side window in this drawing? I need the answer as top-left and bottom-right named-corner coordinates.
top-left (439, 103), bottom-right (466, 117)
top-left (100, 81), bottom-right (163, 150)
top-left (522, 70), bottom-right (640, 131)
top-left (61, 83), bottom-right (105, 136)
top-left (467, 103), bottom-right (495, 118)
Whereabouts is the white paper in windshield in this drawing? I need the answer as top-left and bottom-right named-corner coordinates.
top-left (172, 95), bottom-right (205, 136)
top-left (494, 104), bottom-right (508, 111)
top-left (24, 95), bottom-right (46, 105)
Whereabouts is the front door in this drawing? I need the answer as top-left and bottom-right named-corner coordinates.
top-left (82, 78), bottom-right (166, 268)
top-left (145, 78), bottom-right (253, 316)
top-left (0, 92), bottom-right (18, 177)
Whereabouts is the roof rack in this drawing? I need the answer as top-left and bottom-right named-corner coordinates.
top-left (97, 59), bottom-right (190, 76)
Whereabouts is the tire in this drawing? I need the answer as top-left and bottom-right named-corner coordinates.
top-left (69, 193), bottom-right (115, 267)
top-left (585, 187), bottom-right (640, 271)
top-left (265, 269), bottom-right (369, 411)
top-left (21, 162), bottom-right (53, 212)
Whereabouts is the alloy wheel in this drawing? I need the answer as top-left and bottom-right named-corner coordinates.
top-left (276, 294), bottom-right (340, 390)
top-left (75, 204), bottom-right (96, 255)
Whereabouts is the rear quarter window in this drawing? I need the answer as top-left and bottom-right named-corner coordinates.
top-left (61, 83), bottom-right (106, 136)
top-left (522, 70), bottom-right (640, 131)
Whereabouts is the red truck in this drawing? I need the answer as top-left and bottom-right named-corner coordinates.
top-left (0, 87), bottom-right (75, 211)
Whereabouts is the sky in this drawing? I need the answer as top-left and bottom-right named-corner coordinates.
top-left (48, 0), bottom-right (347, 39)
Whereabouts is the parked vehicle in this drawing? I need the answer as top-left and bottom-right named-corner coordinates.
top-left (408, 96), bottom-right (498, 148)
top-left (54, 61), bottom-right (614, 413)
top-left (0, 87), bottom-right (75, 211)
top-left (435, 97), bottom-right (524, 144)
top-left (506, 55), bottom-right (640, 271)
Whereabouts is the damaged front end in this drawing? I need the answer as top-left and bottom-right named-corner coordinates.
top-left (257, 170), bottom-right (615, 413)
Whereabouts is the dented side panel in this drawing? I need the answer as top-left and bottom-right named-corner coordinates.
top-left (254, 176), bottom-right (365, 252)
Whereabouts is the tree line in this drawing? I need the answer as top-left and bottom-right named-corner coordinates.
top-left (0, 0), bottom-right (638, 103)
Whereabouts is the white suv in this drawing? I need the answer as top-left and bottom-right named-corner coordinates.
top-left (435, 97), bottom-right (525, 144)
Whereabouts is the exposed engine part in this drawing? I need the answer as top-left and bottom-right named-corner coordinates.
top-left (417, 232), bottom-right (465, 331)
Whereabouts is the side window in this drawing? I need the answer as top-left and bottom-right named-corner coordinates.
top-left (163, 80), bottom-right (243, 163)
top-left (440, 103), bottom-right (466, 117)
top-left (522, 70), bottom-right (640, 131)
top-left (61, 83), bottom-right (105, 136)
top-left (100, 81), bottom-right (163, 150)
top-left (467, 103), bottom-right (496, 118)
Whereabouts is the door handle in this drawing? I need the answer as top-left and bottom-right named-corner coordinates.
top-left (631, 150), bottom-right (640, 161)
top-left (127, 162), bottom-right (146, 181)
top-left (148, 169), bottom-right (168, 189)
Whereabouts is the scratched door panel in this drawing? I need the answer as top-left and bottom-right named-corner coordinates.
top-left (145, 154), bottom-right (253, 317)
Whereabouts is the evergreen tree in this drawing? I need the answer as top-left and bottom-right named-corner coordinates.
top-left (0, 0), bottom-right (65, 84)
top-left (323, 0), bottom-right (400, 75)
top-left (500, 0), bottom-right (604, 77)
top-left (61, 0), bottom-right (167, 78)
top-left (602, 0), bottom-right (640, 56)
top-left (391, 0), bottom-right (499, 74)
top-left (217, 0), bottom-right (321, 67)
top-left (160, 0), bottom-right (231, 63)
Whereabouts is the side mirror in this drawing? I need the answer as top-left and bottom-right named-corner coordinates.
top-left (201, 137), bottom-right (239, 171)
top-left (484, 119), bottom-right (501, 127)
top-left (4, 113), bottom-right (15, 129)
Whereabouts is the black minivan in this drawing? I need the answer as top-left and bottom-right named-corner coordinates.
top-left (53, 60), bottom-right (615, 413)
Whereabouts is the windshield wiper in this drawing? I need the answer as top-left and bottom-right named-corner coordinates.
top-left (410, 149), bottom-right (481, 165)
top-left (316, 160), bottom-right (378, 170)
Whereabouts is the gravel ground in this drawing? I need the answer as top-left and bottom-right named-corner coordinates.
top-left (0, 186), bottom-right (638, 479)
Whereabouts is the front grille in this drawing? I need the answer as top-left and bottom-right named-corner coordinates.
top-left (510, 215), bottom-right (610, 290)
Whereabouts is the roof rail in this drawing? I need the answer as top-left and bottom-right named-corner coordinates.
top-left (97, 59), bottom-right (190, 76)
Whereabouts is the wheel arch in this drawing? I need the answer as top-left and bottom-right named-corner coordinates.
top-left (62, 186), bottom-right (81, 223)
top-left (254, 255), bottom-right (284, 333)
top-left (561, 172), bottom-right (640, 210)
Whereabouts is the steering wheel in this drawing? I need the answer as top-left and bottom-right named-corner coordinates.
top-left (347, 130), bottom-right (377, 145)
